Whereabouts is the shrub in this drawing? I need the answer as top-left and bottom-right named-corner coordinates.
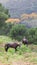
top-left (9, 24), bottom-right (27, 41)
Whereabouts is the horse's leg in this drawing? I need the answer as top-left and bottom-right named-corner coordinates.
top-left (26, 42), bottom-right (29, 47)
top-left (15, 47), bottom-right (17, 52)
top-left (5, 46), bottom-right (9, 52)
top-left (5, 47), bottom-right (8, 52)
top-left (15, 45), bottom-right (20, 52)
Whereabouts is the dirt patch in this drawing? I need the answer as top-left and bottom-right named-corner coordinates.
top-left (0, 62), bottom-right (6, 65)
top-left (0, 60), bottom-right (37, 65)
top-left (12, 60), bottom-right (37, 65)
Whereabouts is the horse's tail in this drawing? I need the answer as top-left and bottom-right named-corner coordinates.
top-left (4, 44), bottom-right (8, 52)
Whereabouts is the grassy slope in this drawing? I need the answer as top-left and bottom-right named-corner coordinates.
top-left (0, 35), bottom-right (12, 43)
top-left (0, 36), bottom-right (37, 65)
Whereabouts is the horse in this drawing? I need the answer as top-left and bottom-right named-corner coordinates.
top-left (5, 42), bottom-right (21, 52)
top-left (22, 37), bottom-right (29, 46)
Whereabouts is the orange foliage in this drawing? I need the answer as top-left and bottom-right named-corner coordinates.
top-left (5, 13), bottom-right (37, 23)
top-left (5, 18), bottom-right (20, 23)
top-left (21, 13), bottom-right (37, 20)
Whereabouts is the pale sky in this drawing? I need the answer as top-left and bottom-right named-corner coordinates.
top-left (0, 0), bottom-right (9, 3)
top-left (0, 0), bottom-right (22, 3)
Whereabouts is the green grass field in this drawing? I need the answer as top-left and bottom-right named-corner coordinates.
top-left (0, 36), bottom-right (37, 65)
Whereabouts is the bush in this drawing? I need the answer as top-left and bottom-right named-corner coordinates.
top-left (26, 28), bottom-right (37, 45)
top-left (9, 24), bottom-right (27, 41)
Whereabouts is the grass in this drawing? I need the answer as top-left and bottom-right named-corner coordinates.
top-left (0, 35), bottom-right (12, 43)
top-left (0, 35), bottom-right (37, 65)
top-left (0, 50), bottom-right (37, 65)
top-left (0, 45), bottom-right (37, 65)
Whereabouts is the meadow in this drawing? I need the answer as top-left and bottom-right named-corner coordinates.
top-left (0, 36), bottom-right (37, 65)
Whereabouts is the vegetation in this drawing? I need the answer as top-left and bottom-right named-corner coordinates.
top-left (26, 28), bottom-right (37, 44)
top-left (0, 3), bottom-right (37, 65)
top-left (0, 3), bottom-right (10, 35)
top-left (0, 36), bottom-right (37, 65)
top-left (8, 24), bottom-right (37, 45)
top-left (9, 24), bottom-right (27, 41)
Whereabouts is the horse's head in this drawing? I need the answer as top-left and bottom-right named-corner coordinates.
top-left (22, 37), bottom-right (28, 45)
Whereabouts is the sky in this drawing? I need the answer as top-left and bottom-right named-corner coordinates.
top-left (0, 0), bottom-right (9, 3)
top-left (0, 0), bottom-right (17, 2)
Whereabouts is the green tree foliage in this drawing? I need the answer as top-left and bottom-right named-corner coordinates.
top-left (4, 22), bottom-right (13, 35)
top-left (9, 24), bottom-right (27, 41)
top-left (0, 12), bottom-right (9, 27)
top-left (9, 24), bottom-right (37, 44)
top-left (0, 3), bottom-right (9, 28)
top-left (0, 22), bottom-right (13, 35)
top-left (26, 28), bottom-right (37, 44)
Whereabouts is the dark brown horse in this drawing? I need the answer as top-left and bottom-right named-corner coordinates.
top-left (5, 42), bottom-right (21, 52)
top-left (22, 37), bottom-right (29, 46)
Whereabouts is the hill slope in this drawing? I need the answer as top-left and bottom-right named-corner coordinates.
top-left (0, 0), bottom-right (37, 28)
top-left (2, 0), bottom-right (37, 18)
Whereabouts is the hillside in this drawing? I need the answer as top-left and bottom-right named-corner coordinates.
top-left (21, 13), bottom-right (37, 20)
top-left (0, 0), bottom-right (37, 27)
top-left (0, 36), bottom-right (37, 65)
top-left (5, 13), bottom-right (37, 28)
top-left (20, 13), bottom-right (37, 28)
top-left (2, 0), bottom-right (37, 18)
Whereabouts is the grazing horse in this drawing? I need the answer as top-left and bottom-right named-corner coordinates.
top-left (5, 42), bottom-right (21, 52)
top-left (22, 37), bottom-right (29, 46)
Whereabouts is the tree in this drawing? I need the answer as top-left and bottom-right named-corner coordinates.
top-left (9, 24), bottom-right (27, 41)
top-left (0, 3), bottom-right (9, 28)
top-left (26, 28), bottom-right (37, 44)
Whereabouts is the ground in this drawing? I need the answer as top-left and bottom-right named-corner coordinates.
top-left (0, 36), bottom-right (37, 65)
